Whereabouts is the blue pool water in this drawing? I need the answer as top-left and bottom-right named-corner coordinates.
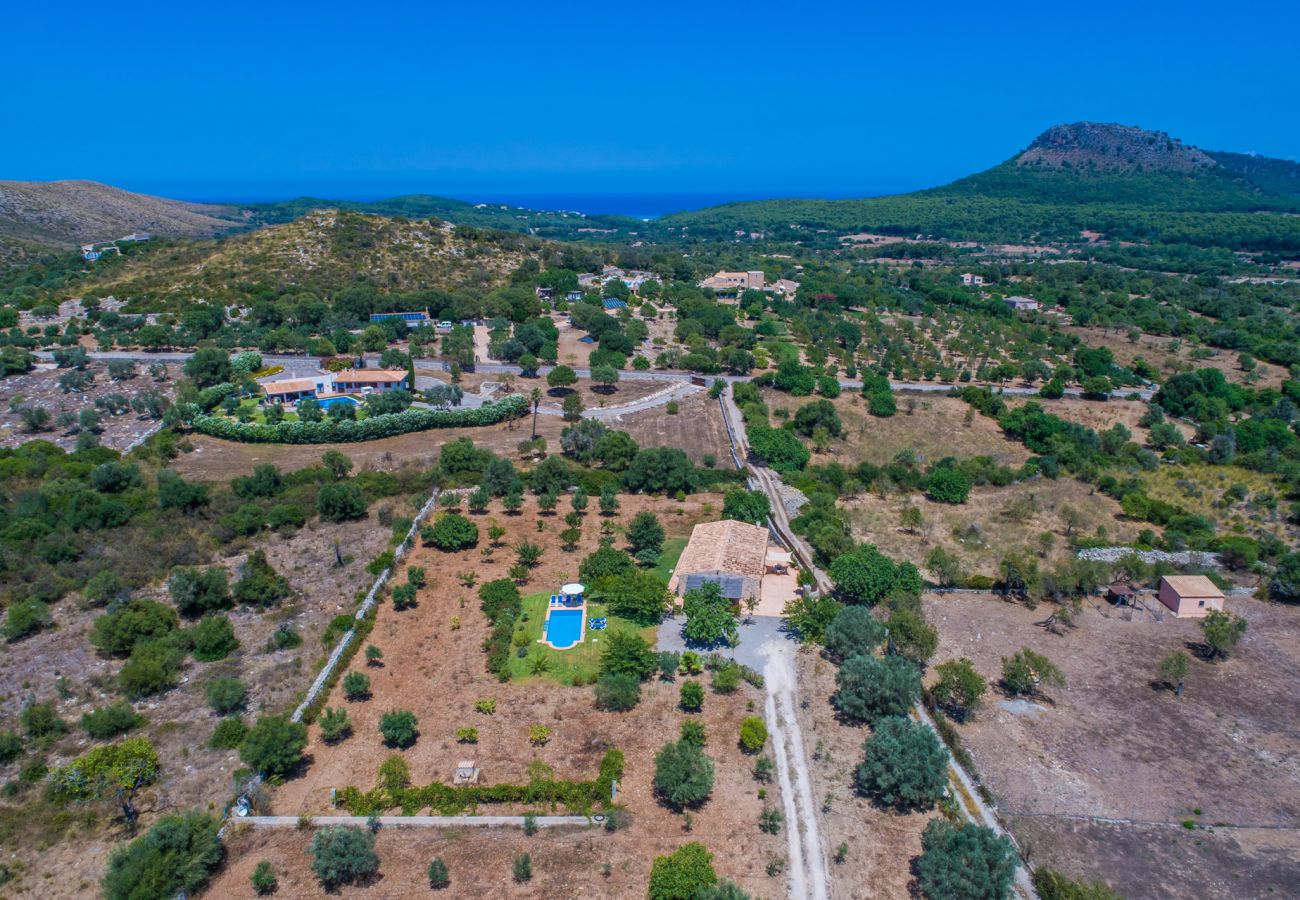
top-left (545, 609), bottom-right (583, 649)
top-left (317, 396), bottom-right (359, 410)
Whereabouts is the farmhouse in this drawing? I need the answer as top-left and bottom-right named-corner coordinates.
top-left (961, 272), bottom-right (985, 286)
top-left (700, 270), bottom-right (766, 293)
top-left (262, 376), bottom-right (331, 402)
top-left (1157, 575), bottom-right (1225, 618)
top-left (1003, 295), bottom-right (1042, 312)
top-left (668, 519), bottom-right (769, 603)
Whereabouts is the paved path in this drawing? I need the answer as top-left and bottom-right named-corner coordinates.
top-left (241, 814), bottom-right (593, 828)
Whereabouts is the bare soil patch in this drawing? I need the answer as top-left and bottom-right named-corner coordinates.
top-left (613, 390), bottom-right (733, 465)
top-left (923, 592), bottom-right (1300, 898)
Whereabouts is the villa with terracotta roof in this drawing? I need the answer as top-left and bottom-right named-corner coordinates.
top-left (261, 368), bottom-right (410, 403)
top-left (668, 519), bottom-right (770, 603)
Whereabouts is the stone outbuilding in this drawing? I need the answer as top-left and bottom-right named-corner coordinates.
top-left (668, 520), bottom-right (769, 604)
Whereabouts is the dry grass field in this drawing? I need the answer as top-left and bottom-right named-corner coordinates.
top-left (923, 592), bottom-right (1300, 899)
top-left (843, 478), bottom-right (1140, 579)
top-left (766, 391), bottom-right (1031, 469)
top-left (1066, 325), bottom-right (1289, 389)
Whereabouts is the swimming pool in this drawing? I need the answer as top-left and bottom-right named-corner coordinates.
top-left (545, 609), bottom-right (584, 649)
top-left (316, 396), bottom-right (359, 410)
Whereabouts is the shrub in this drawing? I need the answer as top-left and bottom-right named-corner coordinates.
top-left (91, 598), bottom-right (178, 656)
top-left (599, 630), bottom-right (658, 680)
top-left (512, 852), bottom-right (532, 882)
top-left (455, 727), bottom-right (478, 743)
top-left (824, 605), bottom-right (887, 660)
top-left (710, 663), bottom-right (741, 694)
top-left (1033, 868), bottom-right (1123, 900)
top-left (391, 584), bottom-right (417, 610)
top-left (679, 680), bottom-right (704, 712)
top-left (1001, 647), bottom-right (1065, 697)
top-left (82, 702), bottom-right (145, 739)
top-left (925, 466), bottom-right (972, 504)
top-left (378, 710), bottom-right (419, 748)
top-left (653, 739), bottom-right (715, 809)
top-left (3, 599), bottom-right (52, 641)
top-left (119, 640), bottom-right (184, 698)
top-left (428, 857), bottom-right (450, 890)
top-left (594, 673), bottom-right (642, 711)
top-left (310, 826), bottom-right (379, 889)
top-left (738, 716), bottom-right (768, 753)
top-left (84, 570), bottom-right (128, 607)
top-left (423, 513), bottom-right (479, 551)
top-left (319, 707), bottom-right (352, 743)
top-left (240, 715), bottom-right (308, 778)
top-left (474, 697), bottom-right (496, 715)
top-left (205, 676), bottom-right (248, 712)
top-left (190, 614), bottom-right (238, 661)
top-left (317, 481), bottom-right (368, 522)
top-left (833, 655), bottom-right (921, 725)
top-left (931, 658), bottom-right (987, 721)
top-left (855, 716), bottom-right (949, 809)
top-left (233, 550), bottom-right (290, 607)
top-left (251, 860), bottom-right (277, 895)
top-left (915, 819), bottom-right (1017, 900)
top-left (648, 842), bottom-right (718, 900)
top-left (208, 716), bottom-right (247, 750)
top-left (169, 567), bottom-right (232, 618)
top-left (101, 812), bottom-right (223, 900)
top-left (21, 701), bottom-right (67, 737)
top-left (343, 671), bottom-right (372, 701)
top-left (0, 730), bottom-right (22, 763)
top-left (529, 724), bottom-right (551, 746)
top-left (680, 720), bottom-right (707, 747)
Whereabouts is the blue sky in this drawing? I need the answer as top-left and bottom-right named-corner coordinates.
top-left (5, 0), bottom-right (1297, 207)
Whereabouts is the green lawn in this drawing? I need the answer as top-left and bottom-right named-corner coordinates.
top-left (651, 537), bottom-right (688, 584)
top-left (505, 591), bottom-right (657, 685)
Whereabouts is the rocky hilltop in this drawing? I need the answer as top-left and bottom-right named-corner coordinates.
top-left (1016, 122), bottom-right (1219, 173)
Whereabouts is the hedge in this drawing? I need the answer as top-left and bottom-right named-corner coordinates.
top-left (191, 395), bottom-right (528, 444)
top-left (336, 749), bottom-right (624, 816)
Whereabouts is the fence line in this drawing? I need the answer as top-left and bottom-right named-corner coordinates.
top-left (290, 485), bottom-right (442, 723)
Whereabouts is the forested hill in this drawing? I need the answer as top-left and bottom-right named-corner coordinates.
top-left (653, 123), bottom-right (1300, 251)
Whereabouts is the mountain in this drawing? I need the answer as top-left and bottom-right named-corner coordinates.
top-left (653, 123), bottom-right (1300, 250)
top-left (0, 180), bottom-right (242, 248)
